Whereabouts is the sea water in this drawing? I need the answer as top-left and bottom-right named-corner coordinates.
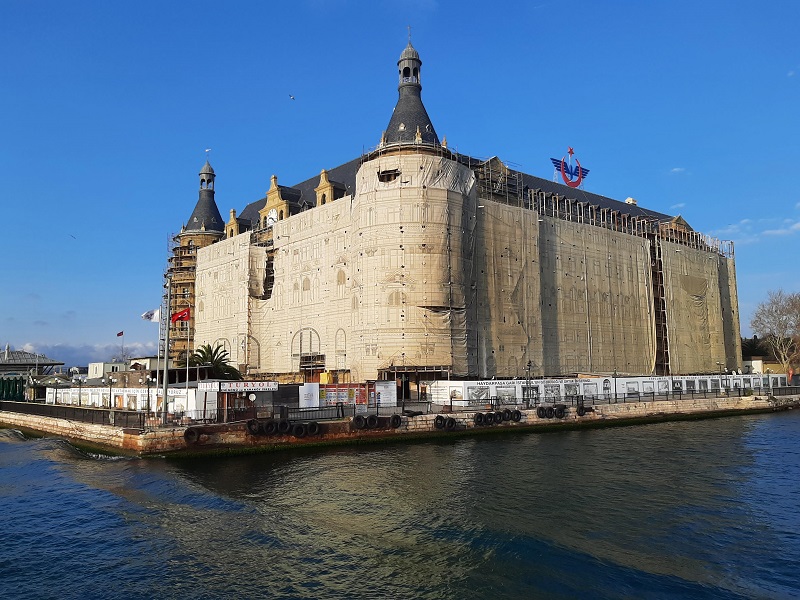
top-left (1, 410), bottom-right (798, 599)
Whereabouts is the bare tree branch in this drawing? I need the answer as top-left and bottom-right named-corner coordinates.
top-left (751, 290), bottom-right (800, 373)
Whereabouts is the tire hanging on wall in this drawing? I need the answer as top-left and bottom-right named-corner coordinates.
top-left (366, 414), bottom-right (379, 429)
top-left (278, 418), bottom-right (292, 434)
top-left (183, 428), bottom-right (199, 444)
top-left (502, 409), bottom-right (512, 421)
top-left (577, 406), bottom-right (586, 417)
top-left (445, 417), bottom-right (456, 431)
top-left (265, 419), bottom-right (278, 435)
top-left (307, 421), bottom-right (321, 436)
top-left (545, 406), bottom-right (555, 419)
top-left (537, 406), bottom-right (546, 419)
top-left (511, 409), bottom-right (522, 422)
top-left (434, 415), bottom-right (446, 429)
top-left (353, 414), bottom-right (367, 430)
top-left (390, 414), bottom-right (402, 428)
top-left (292, 423), bottom-right (307, 438)
top-left (246, 419), bottom-right (260, 436)
top-left (484, 412), bottom-right (495, 425)
top-left (555, 406), bottom-right (565, 419)
top-left (474, 412), bottom-right (485, 426)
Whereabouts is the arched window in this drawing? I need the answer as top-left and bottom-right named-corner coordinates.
top-left (337, 270), bottom-right (346, 298)
top-left (279, 210), bottom-right (284, 220)
top-left (403, 66), bottom-right (410, 78)
top-left (321, 193), bottom-right (326, 205)
top-left (387, 291), bottom-right (406, 323)
top-left (293, 282), bottom-right (300, 305)
top-left (302, 277), bottom-right (311, 303)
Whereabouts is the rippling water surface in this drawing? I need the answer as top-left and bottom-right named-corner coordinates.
top-left (1, 411), bottom-right (799, 599)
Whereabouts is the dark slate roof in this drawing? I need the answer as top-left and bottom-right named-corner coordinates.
top-left (236, 152), bottom-right (672, 228)
top-left (238, 157), bottom-right (362, 226)
top-left (513, 166), bottom-right (673, 221)
top-left (200, 160), bottom-right (214, 175)
top-left (385, 87), bottom-right (439, 145)
top-left (186, 188), bottom-right (225, 233)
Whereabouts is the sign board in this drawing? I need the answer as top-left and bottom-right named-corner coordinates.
top-left (300, 383), bottom-right (320, 408)
top-left (220, 381), bottom-right (278, 391)
top-left (198, 382), bottom-right (219, 391)
top-left (374, 381), bottom-right (397, 407)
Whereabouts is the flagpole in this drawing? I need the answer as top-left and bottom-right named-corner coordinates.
top-left (154, 308), bottom-right (162, 418)
top-left (162, 275), bottom-right (172, 426)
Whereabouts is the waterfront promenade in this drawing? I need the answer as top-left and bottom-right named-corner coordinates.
top-left (2, 390), bottom-right (798, 456)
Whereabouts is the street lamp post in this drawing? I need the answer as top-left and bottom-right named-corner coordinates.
top-left (72, 377), bottom-right (83, 406)
top-left (139, 375), bottom-right (155, 413)
top-left (525, 360), bottom-right (532, 408)
top-left (102, 377), bottom-right (117, 409)
top-left (53, 382), bottom-right (59, 405)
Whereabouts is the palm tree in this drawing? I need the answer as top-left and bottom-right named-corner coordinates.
top-left (185, 343), bottom-right (242, 380)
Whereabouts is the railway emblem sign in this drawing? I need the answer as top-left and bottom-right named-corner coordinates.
top-left (550, 147), bottom-right (590, 189)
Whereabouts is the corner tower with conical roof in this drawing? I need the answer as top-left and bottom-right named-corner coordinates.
top-left (383, 41), bottom-right (440, 146)
top-left (167, 160), bottom-right (225, 362)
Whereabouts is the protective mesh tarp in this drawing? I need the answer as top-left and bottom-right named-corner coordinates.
top-left (195, 152), bottom-right (737, 380)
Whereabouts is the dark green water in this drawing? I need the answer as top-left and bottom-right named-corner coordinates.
top-left (1, 411), bottom-right (798, 599)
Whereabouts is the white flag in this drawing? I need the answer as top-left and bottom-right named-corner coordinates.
top-left (141, 308), bottom-right (160, 323)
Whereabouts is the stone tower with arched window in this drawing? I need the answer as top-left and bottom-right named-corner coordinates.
top-left (167, 160), bottom-right (224, 362)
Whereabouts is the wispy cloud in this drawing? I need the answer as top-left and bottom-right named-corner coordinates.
top-left (763, 221), bottom-right (800, 236)
top-left (670, 167), bottom-right (686, 174)
top-left (789, 69), bottom-right (796, 77)
top-left (670, 202), bottom-right (686, 210)
top-left (709, 215), bottom-right (800, 245)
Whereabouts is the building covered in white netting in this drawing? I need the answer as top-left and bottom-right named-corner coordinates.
top-left (184, 41), bottom-right (741, 386)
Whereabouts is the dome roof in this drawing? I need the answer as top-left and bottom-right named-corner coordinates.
top-left (399, 42), bottom-right (420, 62)
top-left (199, 160), bottom-right (215, 176)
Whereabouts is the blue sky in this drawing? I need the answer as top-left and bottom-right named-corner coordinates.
top-left (2, 0), bottom-right (798, 367)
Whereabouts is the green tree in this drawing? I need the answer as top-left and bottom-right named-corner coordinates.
top-left (185, 343), bottom-right (242, 380)
top-left (750, 290), bottom-right (800, 374)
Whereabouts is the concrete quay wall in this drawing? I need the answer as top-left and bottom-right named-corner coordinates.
top-left (1, 394), bottom-right (797, 456)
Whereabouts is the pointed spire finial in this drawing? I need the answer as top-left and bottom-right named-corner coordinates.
top-left (408, 25), bottom-right (411, 43)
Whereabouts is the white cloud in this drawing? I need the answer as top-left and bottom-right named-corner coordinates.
top-left (763, 221), bottom-right (800, 236)
top-left (670, 167), bottom-right (686, 173)
top-left (670, 202), bottom-right (686, 209)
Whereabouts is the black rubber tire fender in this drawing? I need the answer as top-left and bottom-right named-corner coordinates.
top-left (537, 406), bottom-right (546, 419)
top-left (183, 428), bottom-right (199, 444)
top-left (265, 419), bottom-right (278, 435)
top-left (511, 409), bottom-right (522, 422)
top-left (434, 415), bottom-right (446, 429)
top-left (502, 409), bottom-right (512, 421)
top-left (292, 423), bottom-right (307, 438)
top-left (484, 412), bottom-right (495, 425)
top-left (473, 412), bottom-right (485, 426)
top-left (577, 406), bottom-right (586, 417)
top-left (545, 406), bottom-right (555, 419)
top-left (278, 418), bottom-right (292, 434)
top-left (493, 412), bottom-right (504, 424)
top-left (307, 421), bottom-right (321, 436)
top-left (555, 406), bottom-right (565, 419)
top-left (366, 414), bottom-right (379, 429)
top-left (445, 417), bottom-right (456, 431)
top-left (246, 419), bottom-right (260, 436)
top-left (390, 414), bottom-right (402, 428)
top-left (353, 414), bottom-right (367, 430)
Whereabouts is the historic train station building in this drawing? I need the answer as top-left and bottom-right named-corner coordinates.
top-left (167, 42), bottom-right (741, 385)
